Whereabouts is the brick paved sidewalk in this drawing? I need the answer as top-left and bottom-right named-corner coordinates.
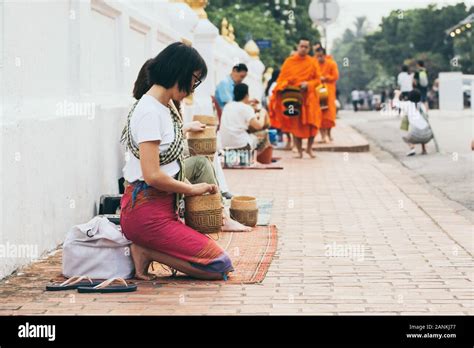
top-left (0, 124), bottom-right (472, 315)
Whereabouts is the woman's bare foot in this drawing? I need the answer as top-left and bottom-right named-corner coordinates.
top-left (283, 142), bottom-right (292, 151)
top-left (222, 215), bottom-right (252, 232)
top-left (130, 244), bottom-right (157, 281)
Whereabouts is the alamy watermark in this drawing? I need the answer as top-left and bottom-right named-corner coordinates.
top-left (56, 99), bottom-right (96, 119)
top-left (0, 242), bottom-right (38, 259)
top-left (325, 242), bottom-right (365, 262)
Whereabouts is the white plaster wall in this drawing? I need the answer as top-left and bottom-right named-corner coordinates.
top-left (0, 0), bottom-right (192, 279)
top-left (0, 0), bottom-right (264, 279)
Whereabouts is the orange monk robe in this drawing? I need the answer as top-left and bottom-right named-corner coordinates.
top-left (316, 55), bottom-right (339, 129)
top-left (268, 85), bottom-right (280, 130)
top-left (271, 54), bottom-right (322, 139)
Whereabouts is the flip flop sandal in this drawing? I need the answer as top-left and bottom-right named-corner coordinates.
top-left (77, 277), bottom-right (137, 293)
top-left (46, 276), bottom-right (102, 291)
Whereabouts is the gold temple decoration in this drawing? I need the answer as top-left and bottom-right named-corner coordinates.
top-left (184, 0), bottom-right (208, 19)
top-left (221, 17), bottom-right (229, 38)
top-left (221, 17), bottom-right (236, 44)
top-left (228, 24), bottom-right (236, 43)
top-left (244, 39), bottom-right (260, 58)
top-left (181, 37), bottom-right (193, 47)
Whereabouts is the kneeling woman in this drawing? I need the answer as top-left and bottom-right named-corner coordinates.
top-left (120, 43), bottom-right (234, 280)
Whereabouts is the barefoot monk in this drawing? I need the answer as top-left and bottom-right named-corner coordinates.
top-left (272, 38), bottom-right (322, 158)
top-left (315, 47), bottom-right (339, 143)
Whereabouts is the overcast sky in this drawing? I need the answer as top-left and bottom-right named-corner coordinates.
top-left (323, 0), bottom-right (473, 51)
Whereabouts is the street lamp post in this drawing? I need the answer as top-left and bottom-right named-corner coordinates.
top-left (308, 0), bottom-right (339, 49)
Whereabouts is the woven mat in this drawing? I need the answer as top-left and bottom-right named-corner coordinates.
top-left (149, 225), bottom-right (278, 284)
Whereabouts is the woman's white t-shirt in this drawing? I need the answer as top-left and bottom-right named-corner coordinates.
top-left (123, 95), bottom-right (180, 182)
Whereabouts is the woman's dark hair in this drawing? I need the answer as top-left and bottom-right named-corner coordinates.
top-left (265, 69), bottom-right (280, 96)
top-left (408, 89), bottom-right (421, 104)
top-left (402, 65), bottom-right (409, 72)
top-left (147, 42), bottom-right (207, 95)
top-left (133, 59), bottom-right (153, 100)
top-left (234, 83), bottom-right (249, 102)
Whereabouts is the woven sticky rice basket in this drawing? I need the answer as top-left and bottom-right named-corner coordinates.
top-left (185, 193), bottom-right (222, 234)
top-left (317, 84), bottom-right (329, 110)
top-left (230, 196), bottom-right (258, 227)
top-left (193, 115), bottom-right (219, 126)
top-left (188, 126), bottom-right (217, 156)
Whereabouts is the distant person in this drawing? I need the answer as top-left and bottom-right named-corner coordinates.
top-left (351, 88), bottom-right (360, 112)
top-left (220, 83), bottom-right (270, 156)
top-left (367, 90), bottom-right (374, 110)
top-left (381, 90), bottom-right (387, 104)
top-left (414, 60), bottom-right (429, 109)
top-left (397, 65), bottom-right (413, 100)
top-left (394, 89), bottom-right (433, 156)
top-left (315, 47), bottom-right (339, 143)
top-left (272, 37), bottom-right (322, 159)
top-left (215, 63), bottom-right (248, 109)
top-left (359, 90), bottom-right (366, 108)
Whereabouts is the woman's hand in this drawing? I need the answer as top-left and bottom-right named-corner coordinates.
top-left (184, 121), bottom-right (206, 134)
top-left (187, 183), bottom-right (219, 196)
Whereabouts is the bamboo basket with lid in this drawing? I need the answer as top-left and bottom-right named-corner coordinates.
top-left (185, 192), bottom-right (222, 234)
top-left (187, 126), bottom-right (217, 156)
top-left (229, 196), bottom-right (258, 227)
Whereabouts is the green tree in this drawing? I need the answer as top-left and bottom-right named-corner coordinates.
top-left (364, 3), bottom-right (474, 80)
top-left (207, 0), bottom-right (320, 68)
top-left (332, 17), bottom-right (378, 101)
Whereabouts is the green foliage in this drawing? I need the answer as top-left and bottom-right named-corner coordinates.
top-left (207, 0), bottom-right (320, 68)
top-left (364, 3), bottom-right (474, 78)
top-left (333, 3), bottom-right (473, 100)
top-left (332, 17), bottom-right (379, 99)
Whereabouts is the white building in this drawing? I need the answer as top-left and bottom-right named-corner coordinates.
top-left (0, 0), bottom-right (265, 278)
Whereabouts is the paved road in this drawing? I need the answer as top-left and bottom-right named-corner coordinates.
top-left (1, 142), bottom-right (472, 315)
top-left (340, 109), bottom-right (474, 212)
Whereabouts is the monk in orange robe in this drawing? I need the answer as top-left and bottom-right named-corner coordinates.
top-left (315, 47), bottom-right (339, 143)
top-left (272, 38), bottom-right (322, 158)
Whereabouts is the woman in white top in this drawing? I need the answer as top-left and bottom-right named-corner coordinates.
top-left (120, 43), bottom-right (235, 281)
top-left (394, 89), bottom-right (433, 156)
top-left (397, 65), bottom-right (414, 100)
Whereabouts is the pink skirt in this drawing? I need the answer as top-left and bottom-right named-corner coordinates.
top-left (120, 181), bottom-right (233, 276)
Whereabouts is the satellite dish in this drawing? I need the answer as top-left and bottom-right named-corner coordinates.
top-left (309, 0), bottom-right (340, 26)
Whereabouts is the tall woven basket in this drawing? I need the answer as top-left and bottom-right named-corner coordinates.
top-left (193, 115), bottom-right (219, 127)
top-left (187, 126), bottom-right (217, 156)
top-left (185, 193), bottom-right (222, 234)
top-left (230, 196), bottom-right (258, 227)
